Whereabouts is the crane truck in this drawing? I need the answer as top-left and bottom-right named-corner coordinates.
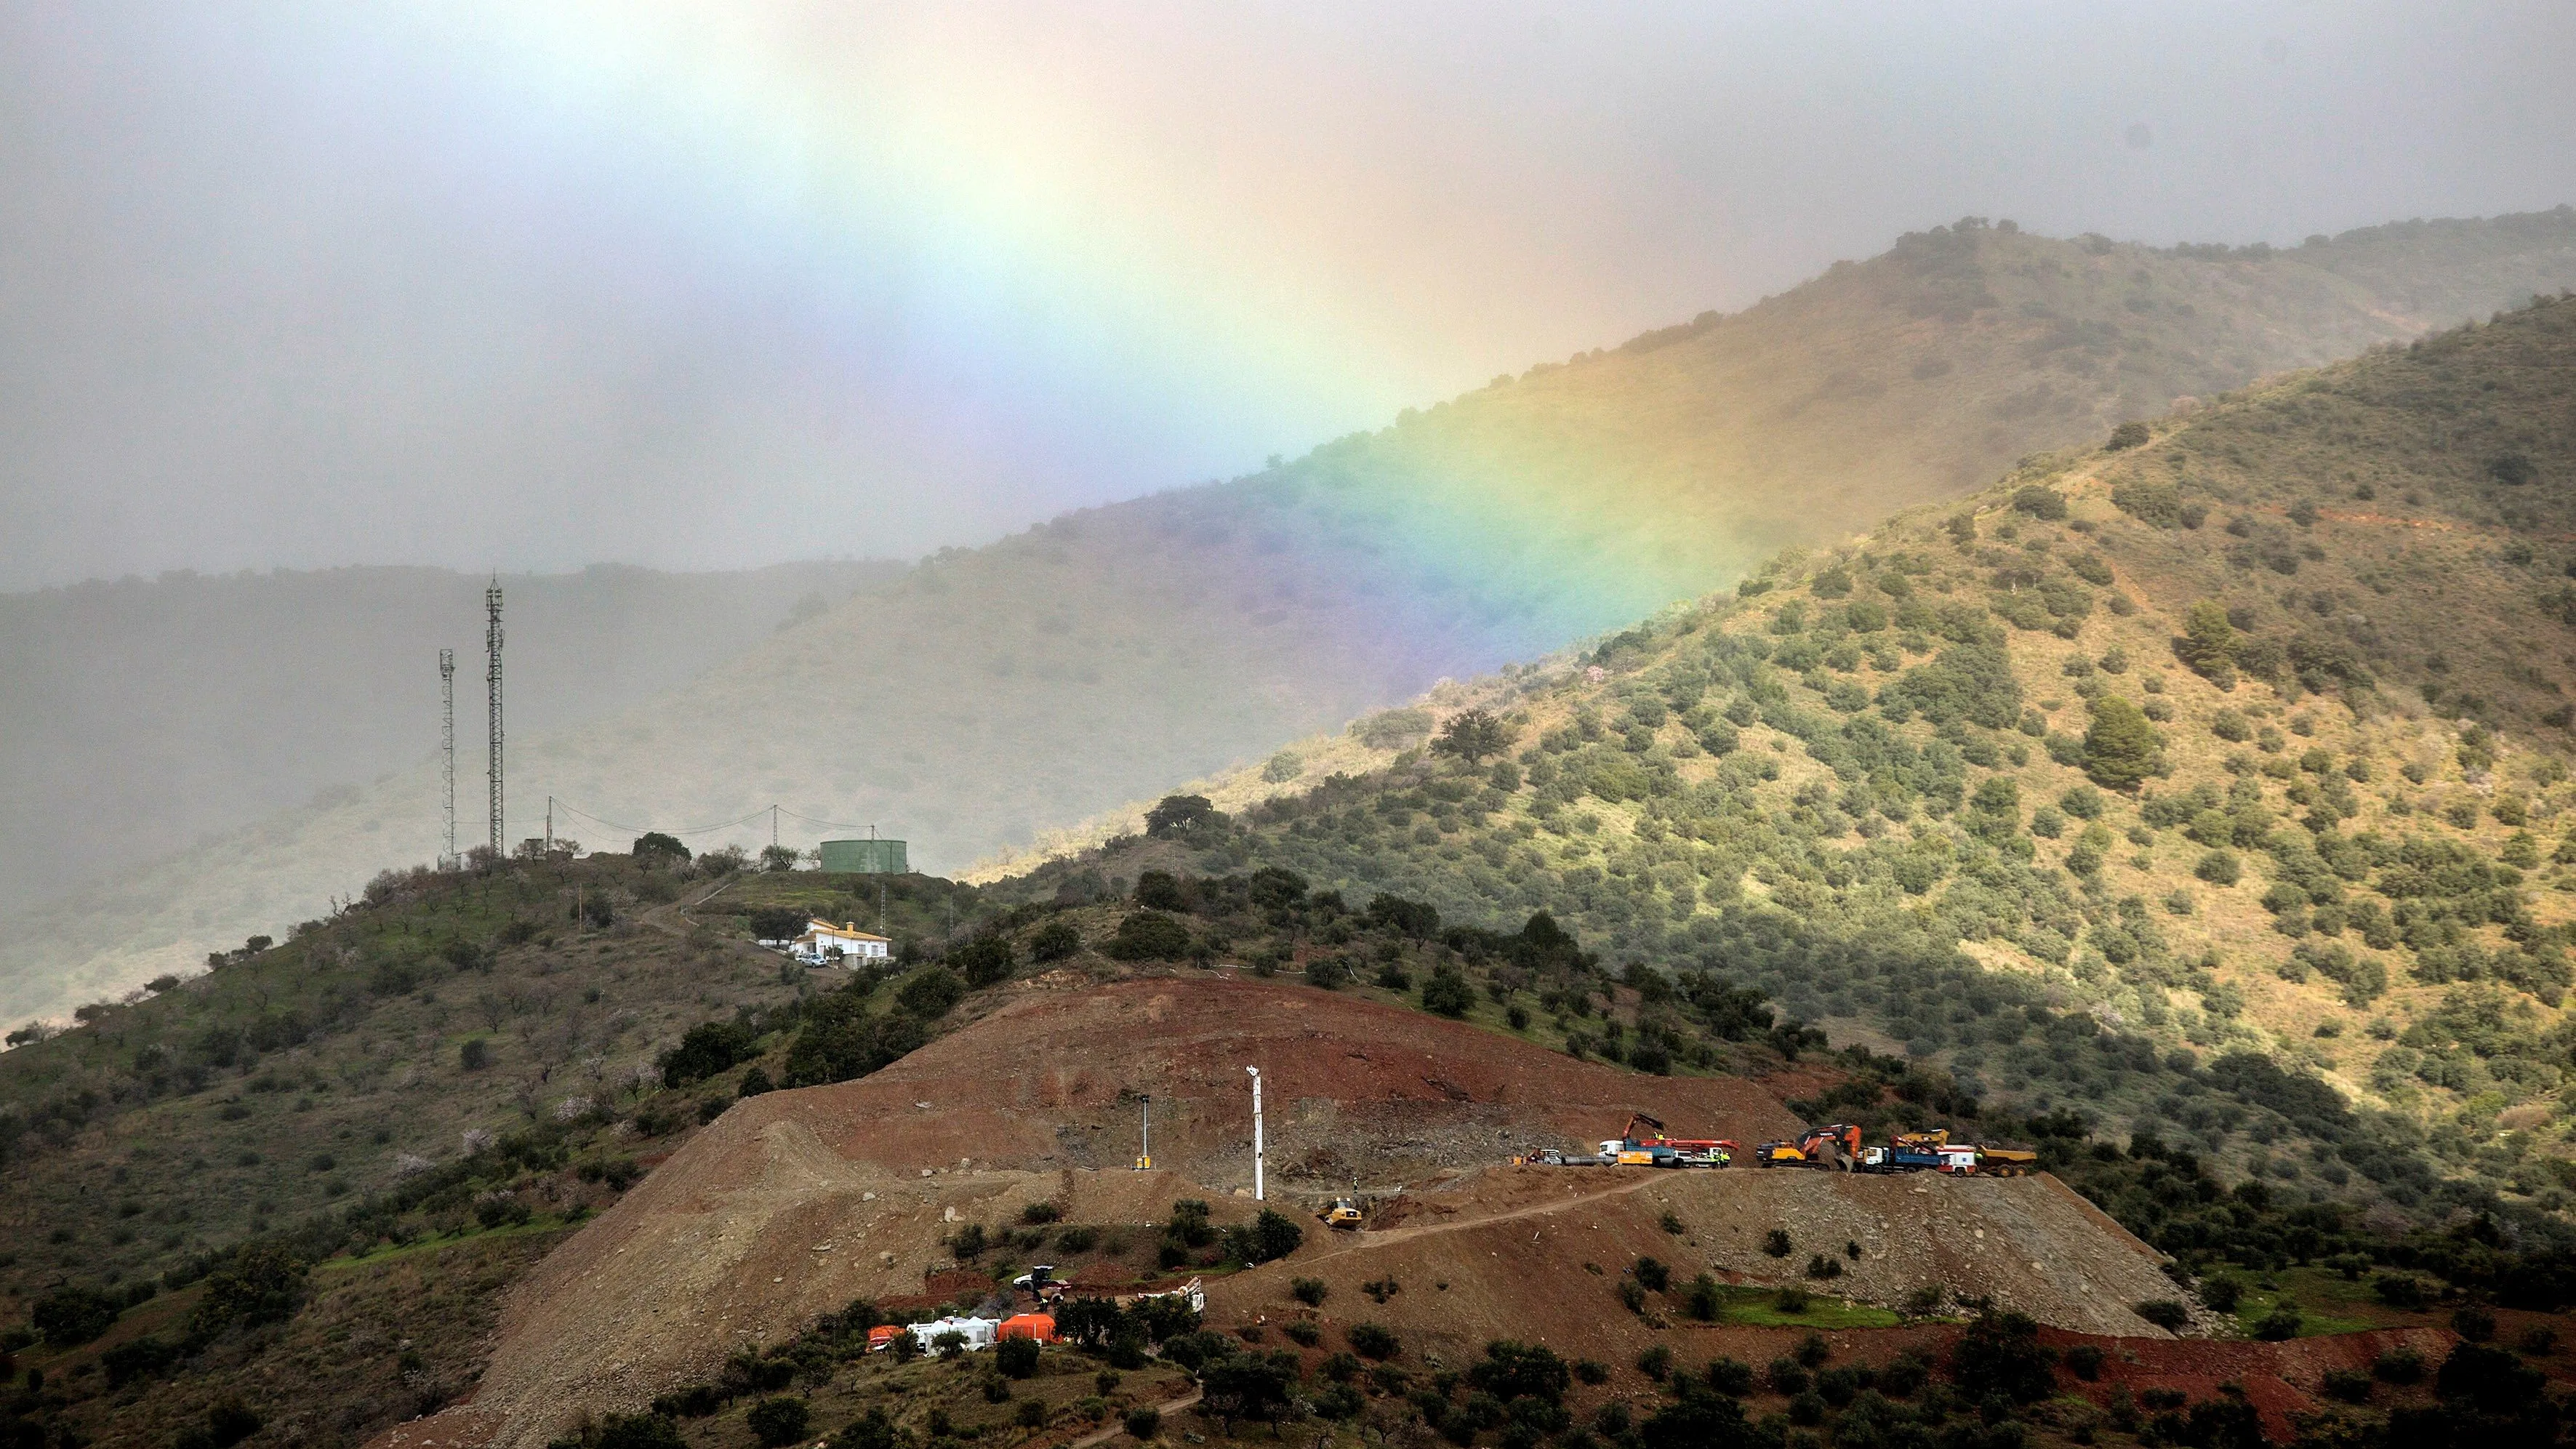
top-left (1600, 1112), bottom-right (1735, 1167)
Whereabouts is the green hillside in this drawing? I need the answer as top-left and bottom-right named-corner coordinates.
top-left (12, 291), bottom-right (2576, 1442)
top-left (0, 851), bottom-right (1003, 1449)
top-left (1008, 291), bottom-right (2576, 1221)
top-left (9, 211), bottom-right (2576, 1032)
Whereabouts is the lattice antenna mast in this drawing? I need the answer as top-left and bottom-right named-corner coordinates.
top-left (439, 649), bottom-right (457, 867)
top-left (485, 580), bottom-right (505, 854)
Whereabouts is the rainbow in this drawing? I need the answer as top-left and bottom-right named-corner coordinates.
top-left (246, 6), bottom-right (1752, 652)
top-left (310, 5), bottom-right (1490, 483)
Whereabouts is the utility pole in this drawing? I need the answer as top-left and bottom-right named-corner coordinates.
top-left (545, 796), bottom-right (553, 855)
top-left (438, 649), bottom-right (456, 869)
top-left (1135, 1095), bottom-right (1152, 1171)
top-left (484, 579), bottom-right (505, 854)
top-left (1246, 1067), bottom-right (1264, 1201)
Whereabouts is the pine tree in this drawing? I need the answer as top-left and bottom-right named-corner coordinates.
top-left (2176, 599), bottom-right (2237, 686)
top-left (2083, 695), bottom-right (2165, 790)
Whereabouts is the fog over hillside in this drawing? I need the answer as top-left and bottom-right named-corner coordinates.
top-left (0, 561), bottom-right (878, 910)
top-left (8, 214), bottom-right (2576, 1030)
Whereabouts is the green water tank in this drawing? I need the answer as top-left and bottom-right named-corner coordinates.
top-left (819, 838), bottom-right (908, 874)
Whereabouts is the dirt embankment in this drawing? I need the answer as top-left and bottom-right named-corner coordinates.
top-left (394, 976), bottom-right (2175, 1449)
top-left (1204, 1163), bottom-right (2183, 1362)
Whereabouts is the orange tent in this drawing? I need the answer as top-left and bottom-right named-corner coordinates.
top-left (996, 1313), bottom-right (1056, 1343)
top-left (864, 1325), bottom-right (905, 1353)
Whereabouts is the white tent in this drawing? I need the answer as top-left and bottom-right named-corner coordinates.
top-left (907, 1315), bottom-right (999, 1352)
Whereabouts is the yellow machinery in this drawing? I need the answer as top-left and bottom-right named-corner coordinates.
top-left (1318, 1197), bottom-right (1364, 1229)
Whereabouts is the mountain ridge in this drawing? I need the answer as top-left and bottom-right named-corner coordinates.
top-left (10, 210), bottom-right (2576, 1030)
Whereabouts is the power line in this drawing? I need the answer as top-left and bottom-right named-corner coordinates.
top-left (777, 806), bottom-right (901, 833)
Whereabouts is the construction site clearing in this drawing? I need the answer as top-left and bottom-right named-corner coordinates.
top-left (365, 975), bottom-right (2405, 1449)
top-left (1516, 1113), bottom-right (2039, 1176)
top-left (789, 1109), bottom-right (2047, 1368)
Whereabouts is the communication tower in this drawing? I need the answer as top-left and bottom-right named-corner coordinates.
top-left (438, 649), bottom-right (457, 868)
top-left (485, 580), bottom-right (505, 853)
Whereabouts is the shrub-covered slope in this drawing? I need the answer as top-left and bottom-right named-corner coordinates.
top-left (0, 854), bottom-right (1010, 1449)
top-left (15, 212), bottom-right (2576, 1032)
top-left (1006, 292), bottom-right (2576, 1225)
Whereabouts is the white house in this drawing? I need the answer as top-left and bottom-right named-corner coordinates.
top-left (793, 918), bottom-right (891, 965)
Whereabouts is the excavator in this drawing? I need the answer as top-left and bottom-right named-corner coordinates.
top-left (1317, 1197), bottom-right (1365, 1229)
top-left (1751, 1123), bottom-right (1863, 1170)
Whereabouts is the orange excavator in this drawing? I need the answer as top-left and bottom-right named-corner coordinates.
top-left (1752, 1123), bottom-right (1863, 1170)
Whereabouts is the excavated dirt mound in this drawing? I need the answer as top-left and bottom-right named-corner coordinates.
top-left (1204, 1162), bottom-right (2183, 1362)
top-left (400, 976), bottom-right (2175, 1449)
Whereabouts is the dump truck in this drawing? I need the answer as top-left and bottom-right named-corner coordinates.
top-left (1935, 1144), bottom-right (2038, 1176)
top-left (1318, 1197), bottom-right (1364, 1229)
top-left (1858, 1143), bottom-right (1943, 1173)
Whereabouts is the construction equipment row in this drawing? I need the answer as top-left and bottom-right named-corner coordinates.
top-left (1517, 1117), bottom-right (2035, 1176)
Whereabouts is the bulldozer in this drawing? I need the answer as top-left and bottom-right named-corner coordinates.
top-left (1317, 1197), bottom-right (1365, 1230)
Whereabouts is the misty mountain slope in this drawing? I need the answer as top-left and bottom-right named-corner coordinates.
top-left (1269, 209), bottom-right (2576, 637)
top-left (9, 210), bottom-right (2576, 1030)
top-left (0, 562), bottom-right (879, 911)
top-left (1016, 292), bottom-right (2576, 1218)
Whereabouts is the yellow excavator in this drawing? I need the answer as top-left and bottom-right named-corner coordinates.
top-left (1317, 1196), bottom-right (1365, 1229)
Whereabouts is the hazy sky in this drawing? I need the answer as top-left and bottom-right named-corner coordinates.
top-left (4, 1), bottom-right (2572, 590)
